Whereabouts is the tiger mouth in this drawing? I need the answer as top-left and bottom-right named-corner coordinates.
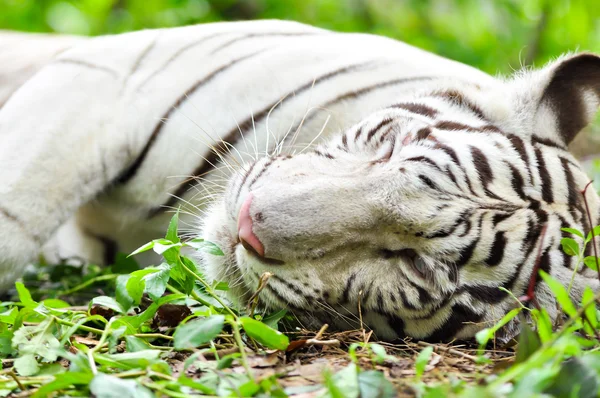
top-left (237, 239), bottom-right (285, 266)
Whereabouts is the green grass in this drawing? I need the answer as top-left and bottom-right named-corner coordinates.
top-left (2, 210), bottom-right (600, 397)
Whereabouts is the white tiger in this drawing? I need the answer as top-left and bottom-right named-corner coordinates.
top-left (1, 20), bottom-right (600, 341)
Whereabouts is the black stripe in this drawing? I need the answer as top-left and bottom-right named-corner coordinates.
top-left (136, 32), bottom-right (227, 90)
top-left (210, 31), bottom-right (325, 55)
top-left (354, 125), bottom-right (365, 142)
top-left (485, 231), bottom-right (506, 266)
top-left (234, 160), bottom-right (258, 204)
top-left (150, 61), bottom-right (380, 216)
top-left (455, 237), bottom-right (478, 268)
top-left (391, 102), bottom-right (438, 117)
top-left (506, 134), bottom-right (531, 181)
top-left (425, 210), bottom-right (472, 239)
top-left (116, 50), bottom-right (266, 185)
top-left (341, 133), bottom-right (349, 149)
top-left (419, 175), bottom-right (439, 190)
top-left (396, 288), bottom-right (419, 310)
top-left (534, 148), bottom-right (553, 203)
top-left (433, 90), bottom-right (486, 119)
top-left (404, 156), bottom-right (443, 172)
top-left (248, 159), bottom-right (275, 189)
top-left (470, 146), bottom-right (493, 186)
top-left (385, 314), bottom-right (406, 338)
top-left (416, 127), bottom-right (432, 141)
top-left (508, 163), bottom-right (528, 201)
top-left (366, 118), bottom-right (394, 141)
top-left (560, 158), bottom-right (579, 209)
top-left (299, 76), bottom-right (435, 129)
top-left (532, 135), bottom-right (566, 150)
top-left (434, 143), bottom-right (478, 196)
top-left (341, 273), bottom-right (357, 304)
top-left (463, 285), bottom-right (507, 304)
top-left (492, 213), bottom-right (512, 226)
top-left (53, 59), bottom-right (119, 78)
top-left (424, 303), bottom-right (482, 342)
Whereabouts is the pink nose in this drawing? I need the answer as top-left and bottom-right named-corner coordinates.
top-left (237, 193), bottom-right (265, 257)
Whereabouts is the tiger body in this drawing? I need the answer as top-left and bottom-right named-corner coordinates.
top-left (1, 20), bottom-right (600, 341)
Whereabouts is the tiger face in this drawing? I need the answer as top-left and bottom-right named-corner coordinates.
top-left (201, 53), bottom-right (600, 341)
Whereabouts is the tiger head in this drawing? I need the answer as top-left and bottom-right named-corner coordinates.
top-left (201, 53), bottom-right (600, 341)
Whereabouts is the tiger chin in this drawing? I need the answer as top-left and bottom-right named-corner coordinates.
top-left (201, 53), bottom-right (600, 342)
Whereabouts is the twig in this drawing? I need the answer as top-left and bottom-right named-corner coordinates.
top-left (9, 369), bottom-right (25, 392)
top-left (304, 338), bottom-right (340, 347)
top-left (246, 272), bottom-right (272, 316)
top-left (581, 181), bottom-right (600, 281)
top-left (417, 341), bottom-right (478, 362)
top-left (314, 324), bottom-right (328, 340)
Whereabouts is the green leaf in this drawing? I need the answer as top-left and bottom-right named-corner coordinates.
top-left (129, 241), bottom-right (155, 257)
top-left (125, 269), bottom-right (157, 305)
top-left (14, 354), bottom-right (39, 376)
top-left (217, 354), bottom-right (237, 370)
top-left (262, 309), bottom-right (287, 330)
top-left (90, 296), bottom-right (126, 314)
top-left (173, 315), bottom-right (225, 350)
top-left (562, 227), bottom-right (585, 239)
top-left (415, 346), bottom-right (434, 380)
top-left (40, 299), bottom-right (70, 309)
top-left (544, 357), bottom-right (599, 398)
top-left (31, 371), bottom-right (93, 398)
top-left (115, 274), bottom-right (134, 311)
top-left (582, 287), bottom-right (598, 336)
top-left (15, 283), bottom-right (36, 308)
top-left (240, 316), bottom-right (289, 350)
top-left (540, 270), bottom-right (578, 318)
top-left (561, 237), bottom-right (580, 257)
top-left (583, 256), bottom-right (600, 271)
top-left (0, 308), bottom-right (18, 325)
top-left (532, 308), bottom-right (554, 343)
top-left (369, 343), bottom-right (389, 364)
top-left (186, 239), bottom-right (224, 256)
top-left (357, 370), bottom-right (396, 398)
top-left (324, 363), bottom-right (359, 398)
top-left (125, 336), bottom-right (152, 352)
top-left (89, 373), bottom-right (154, 398)
top-left (586, 226), bottom-right (600, 243)
top-left (165, 210), bottom-right (180, 243)
top-left (177, 375), bottom-right (217, 395)
top-left (475, 307), bottom-right (522, 348)
top-left (515, 319), bottom-right (541, 364)
top-left (94, 350), bottom-right (162, 370)
top-left (143, 263), bottom-right (171, 300)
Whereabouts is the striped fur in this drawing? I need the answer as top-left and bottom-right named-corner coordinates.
top-left (0, 21), bottom-right (599, 341)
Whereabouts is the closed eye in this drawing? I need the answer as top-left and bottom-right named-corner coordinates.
top-left (380, 248), bottom-right (428, 278)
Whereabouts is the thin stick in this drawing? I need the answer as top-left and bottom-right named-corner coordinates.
top-left (417, 341), bottom-right (477, 362)
top-left (581, 181), bottom-right (600, 281)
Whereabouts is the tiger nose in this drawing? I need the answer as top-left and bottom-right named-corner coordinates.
top-left (237, 193), bottom-right (265, 258)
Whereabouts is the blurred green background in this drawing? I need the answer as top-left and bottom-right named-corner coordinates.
top-left (1, 0), bottom-right (599, 75)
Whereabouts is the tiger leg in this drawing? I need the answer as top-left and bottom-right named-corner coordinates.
top-left (0, 54), bottom-right (131, 290)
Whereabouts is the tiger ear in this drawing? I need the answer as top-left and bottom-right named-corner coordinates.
top-left (526, 53), bottom-right (600, 145)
